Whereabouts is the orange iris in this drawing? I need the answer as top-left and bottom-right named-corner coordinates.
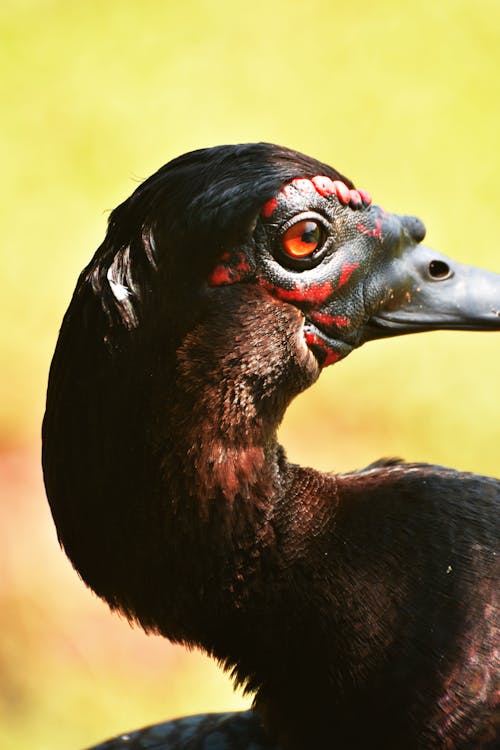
top-left (282, 220), bottom-right (321, 258)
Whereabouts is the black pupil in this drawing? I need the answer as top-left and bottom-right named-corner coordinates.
top-left (301, 222), bottom-right (320, 246)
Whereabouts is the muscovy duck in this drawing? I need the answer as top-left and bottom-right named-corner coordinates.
top-left (42, 144), bottom-right (500, 750)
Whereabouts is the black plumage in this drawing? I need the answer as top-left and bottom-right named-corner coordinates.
top-left (43, 144), bottom-right (500, 750)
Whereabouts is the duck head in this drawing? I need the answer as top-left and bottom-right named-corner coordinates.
top-left (205, 169), bottom-right (500, 368)
top-left (98, 143), bottom-right (500, 376)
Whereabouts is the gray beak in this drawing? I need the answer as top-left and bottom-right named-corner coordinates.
top-left (363, 243), bottom-right (500, 341)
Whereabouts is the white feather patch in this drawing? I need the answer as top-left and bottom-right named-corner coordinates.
top-left (107, 266), bottom-right (129, 301)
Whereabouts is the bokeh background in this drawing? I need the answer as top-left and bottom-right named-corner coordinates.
top-left (2, 1), bottom-right (500, 748)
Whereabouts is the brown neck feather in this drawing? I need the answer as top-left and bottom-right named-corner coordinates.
top-left (165, 285), bottom-right (319, 505)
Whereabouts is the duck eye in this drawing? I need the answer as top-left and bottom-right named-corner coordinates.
top-left (282, 220), bottom-right (323, 259)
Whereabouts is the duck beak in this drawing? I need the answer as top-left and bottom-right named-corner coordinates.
top-left (362, 243), bottom-right (500, 342)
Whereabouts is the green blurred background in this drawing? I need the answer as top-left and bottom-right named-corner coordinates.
top-left (1, 1), bottom-right (499, 748)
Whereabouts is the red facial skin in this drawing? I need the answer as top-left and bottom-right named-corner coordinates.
top-left (258, 279), bottom-right (333, 305)
top-left (261, 176), bottom-right (372, 213)
top-left (310, 312), bottom-right (350, 329)
top-left (209, 252), bottom-right (251, 286)
top-left (209, 176), bottom-right (375, 367)
top-left (357, 217), bottom-right (383, 239)
top-left (337, 262), bottom-right (359, 289)
top-left (261, 197), bottom-right (278, 218)
top-left (303, 332), bottom-right (342, 366)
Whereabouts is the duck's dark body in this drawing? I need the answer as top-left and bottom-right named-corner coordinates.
top-left (43, 144), bottom-right (500, 749)
top-left (88, 711), bottom-right (276, 750)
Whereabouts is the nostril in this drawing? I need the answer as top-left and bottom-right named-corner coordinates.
top-left (428, 259), bottom-right (452, 279)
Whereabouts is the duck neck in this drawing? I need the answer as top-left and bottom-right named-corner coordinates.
top-left (142, 285), bottom-right (319, 640)
top-left (44, 282), bottom-right (320, 678)
top-left (161, 284), bottom-right (319, 505)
